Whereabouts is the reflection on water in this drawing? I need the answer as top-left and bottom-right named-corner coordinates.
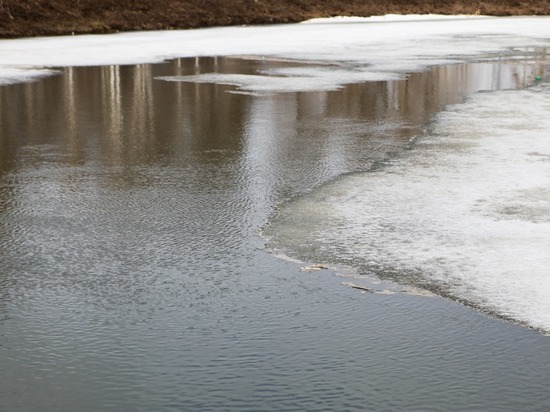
top-left (1, 54), bottom-right (550, 411)
top-left (0, 56), bottom-right (539, 168)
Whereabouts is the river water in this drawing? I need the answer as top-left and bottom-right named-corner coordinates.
top-left (1, 55), bottom-right (550, 410)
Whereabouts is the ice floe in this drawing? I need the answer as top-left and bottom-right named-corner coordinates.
top-left (265, 85), bottom-right (550, 333)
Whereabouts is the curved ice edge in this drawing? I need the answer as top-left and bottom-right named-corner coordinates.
top-left (263, 85), bottom-right (550, 336)
top-left (266, 247), bottom-right (436, 297)
top-left (268, 247), bottom-right (550, 336)
top-left (266, 229), bottom-right (550, 337)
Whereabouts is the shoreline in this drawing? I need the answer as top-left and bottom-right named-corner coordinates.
top-left (1, 0), bottom-right (550, 39)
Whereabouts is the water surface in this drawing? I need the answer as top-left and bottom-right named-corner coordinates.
top-left (1, 55), bottom-right (549, 411)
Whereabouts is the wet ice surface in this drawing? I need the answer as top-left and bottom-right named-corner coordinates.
top-left (265, 84), bottom-right (550, 333)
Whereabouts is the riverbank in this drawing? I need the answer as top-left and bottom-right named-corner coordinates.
top-left (1, 0), bottom-right (550, 38)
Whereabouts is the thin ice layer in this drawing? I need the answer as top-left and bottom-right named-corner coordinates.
top-left (265, 86), bottom-right (550, 333)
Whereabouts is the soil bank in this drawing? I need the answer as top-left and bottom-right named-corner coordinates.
top-left (1, 0), bottom-right (550, 39)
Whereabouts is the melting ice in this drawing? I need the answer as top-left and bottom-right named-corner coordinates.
top-left (265, 85), bottom-right (550, 333)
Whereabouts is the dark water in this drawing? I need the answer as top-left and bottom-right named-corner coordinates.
top-left (1, 55), bottom-right (550, 411)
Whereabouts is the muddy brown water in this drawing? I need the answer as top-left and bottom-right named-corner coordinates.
top-left (1, 55), bottom-right (549, 411)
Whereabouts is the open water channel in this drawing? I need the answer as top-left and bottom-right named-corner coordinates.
top-left (1, 53), bottom-right (550, 410)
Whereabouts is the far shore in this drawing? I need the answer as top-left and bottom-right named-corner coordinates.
top-left (1, 0), bottom-right (550, 39)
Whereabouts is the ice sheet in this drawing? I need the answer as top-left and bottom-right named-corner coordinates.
top-left (265, 85), bottom-right (550, 333)
top-left (1, 16), bottom-right (550, 88)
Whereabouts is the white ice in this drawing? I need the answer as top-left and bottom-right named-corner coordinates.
top-left (1, 15), bottom-right (550, 90)
top-left (266, 86), bottom-right (550, 333)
